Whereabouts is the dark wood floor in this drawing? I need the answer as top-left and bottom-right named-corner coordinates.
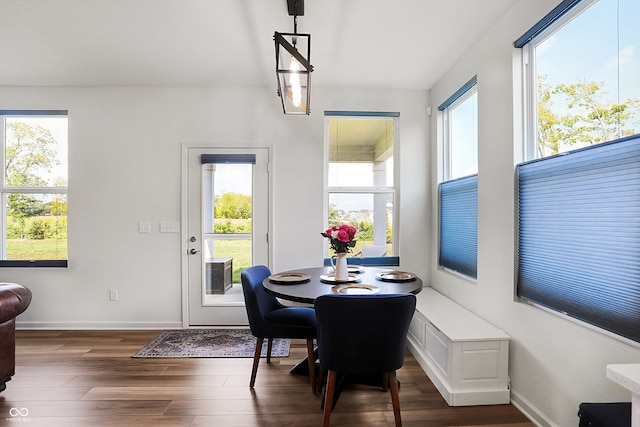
top-left (1, 330), bottom-right (534, 426)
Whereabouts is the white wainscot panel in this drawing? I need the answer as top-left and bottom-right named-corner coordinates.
top-left (407, 287), bottom-right (511, 406)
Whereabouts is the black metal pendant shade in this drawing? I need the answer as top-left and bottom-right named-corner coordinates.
top-left (274, 0), bottom-right (313, 115)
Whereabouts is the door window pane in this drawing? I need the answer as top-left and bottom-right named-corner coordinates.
top-left (203, 163), bottom-right (252, 286)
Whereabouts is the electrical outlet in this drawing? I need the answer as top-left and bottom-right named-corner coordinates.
top-left (109, 289), bottom-right (118, 301)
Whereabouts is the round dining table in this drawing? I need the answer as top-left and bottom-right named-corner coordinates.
top-left (262, 266), bottom-right (423, 304)
top-left (262, 265), bottom-right (422, 405)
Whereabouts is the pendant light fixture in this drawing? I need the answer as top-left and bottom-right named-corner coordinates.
top-left (274, 0), bottom-right (313, 115)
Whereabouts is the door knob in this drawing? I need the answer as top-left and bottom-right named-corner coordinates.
top-left (189, 248), bottom-right (200, 255)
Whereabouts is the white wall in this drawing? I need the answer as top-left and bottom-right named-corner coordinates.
top-left (428, 1), bottom-right (640, 426)
top-left (6, 2), bottom-right (638, 425)
top-left (0, 85), bottom-right (429, 329)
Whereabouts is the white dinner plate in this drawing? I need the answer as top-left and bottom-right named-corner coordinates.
top-left (320, 273), bottom-right (360, 283)
top-left (375, 271), bottom-right (417, 282)
top-left (331, 283), bottom-right (380, 295)
top-left (268, 272), bottom-right (311, 284)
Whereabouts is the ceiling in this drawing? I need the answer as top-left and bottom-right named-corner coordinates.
top-left (0, 0), bottom-right (526, 91)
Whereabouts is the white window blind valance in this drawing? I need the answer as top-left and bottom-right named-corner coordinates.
top-left (200, 154), bottom-right (256, 164)
top-left (513, 0), bottom-right (583, 48)
top-left (517, 134), bottom-right (640, 343)
top-left (437, 75), bottom-right (477, 111)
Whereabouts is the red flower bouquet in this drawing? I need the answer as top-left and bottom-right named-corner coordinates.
top-left (321, 224), bottom-right (358, 254)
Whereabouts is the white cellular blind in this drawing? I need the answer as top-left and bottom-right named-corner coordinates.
top-left (517, 134), bottom-right (640, 343)
top-left (439, 174), bottom-right (478, 278)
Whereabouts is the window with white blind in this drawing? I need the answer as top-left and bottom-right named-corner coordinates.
top-left (515, 0), bottom-right (640, 343)
top-left (516, 134), bottom-right (640, 344)
top-left (438, 77), bottom-right (478, 279)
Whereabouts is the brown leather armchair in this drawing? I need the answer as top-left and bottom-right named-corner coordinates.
top-left (0, 283), bottom-right (32, 392)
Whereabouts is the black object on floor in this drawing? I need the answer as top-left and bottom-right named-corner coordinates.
top-left (578, 402), bottom-right (631, 427)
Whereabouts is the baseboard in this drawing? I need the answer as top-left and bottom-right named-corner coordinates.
top-left (15, 320), bottom-right (184, 330)
top-left (509, 389), bottom-right (558, 427)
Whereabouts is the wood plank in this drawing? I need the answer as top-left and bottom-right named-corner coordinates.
top-left (4, 330), bottom-right (534, 426)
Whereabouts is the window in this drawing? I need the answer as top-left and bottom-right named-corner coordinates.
top-left (324, 112), bottom-right (398, 265)
top-left (516, 134), bottom-right (640, 344)
top-left (515, 0), bottom-right (640, 343)
top-left (519, 0), bottom-right (640, 160)
top-left (441, 76), bottom-right (478, 180)
top-left (438, 77), bottom-right (478, 278)
top-left (0, 111), bottom-right (68, 267)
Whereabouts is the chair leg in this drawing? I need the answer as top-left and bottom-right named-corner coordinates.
top-left (249, 337), bottom-right (263, 389)
top-left (266, 338), bottom-right (273, 364)
top-left (317, 365), bottom-right (325, 395)
top-left (305, 338), bottom-right (317, 393)
top-left (388, 370), bottom-right (402, 426)
top-left (322, 370), bottom-right (337, 427)
top-left (382, 372), bottom-right (389, 392)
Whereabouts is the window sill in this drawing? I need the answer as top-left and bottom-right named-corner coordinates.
top-left (438, 266), bottom-right (477, 284)
top-left (0, 260), bottom-right (68, 268)
top-left (323, 256), bottom-right (400, 267)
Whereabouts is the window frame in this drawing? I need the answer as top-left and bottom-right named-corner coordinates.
top-left (437, 77), bottom-right (479, 279)
top-left (439, 76), bottom-right (478, 182)
top-left (520, 0), bottom-right (635, 161)
top-left (323, 111), bottom-right (400, 264)
top-left (0, 110), bottom-right (68, 268)
top-left (515, 0), bottom-right (640, 345)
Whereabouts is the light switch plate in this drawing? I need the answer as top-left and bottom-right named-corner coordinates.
top-left (138, 221), bottom-right (151, 233)
top-left (160, 221), bottom-right (180, 233)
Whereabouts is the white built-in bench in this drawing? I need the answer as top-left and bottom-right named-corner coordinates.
top-left (407, 287), bottom-right (510, 406)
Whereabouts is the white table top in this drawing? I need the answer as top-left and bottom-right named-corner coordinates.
top-left (607, 364), bottom-right (640, 394)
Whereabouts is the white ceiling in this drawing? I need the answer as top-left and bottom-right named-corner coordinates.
top-left (0, 0), bottom-right (524, 90)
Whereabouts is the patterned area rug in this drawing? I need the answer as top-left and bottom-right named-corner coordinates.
top-left (132, 329), bottom-right (290, 358)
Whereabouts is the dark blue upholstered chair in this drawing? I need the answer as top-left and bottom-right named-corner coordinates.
top-left (315, 293), bottom-right (416, 427)
top-left (241, 265), bottom-right (318, 393)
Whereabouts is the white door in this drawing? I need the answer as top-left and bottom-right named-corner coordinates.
top-left (185, 147), bottom-right (270, 326)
